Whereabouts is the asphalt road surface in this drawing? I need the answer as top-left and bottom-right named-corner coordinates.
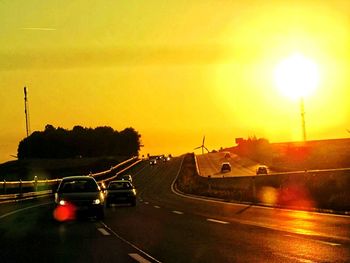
top-left (196, 152), bottom-right (261, 177)
top-left (0, 157), bottom-right (349, 262)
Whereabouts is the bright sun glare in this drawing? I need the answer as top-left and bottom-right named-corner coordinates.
top-left (274, 53), bottom-right (319, 99)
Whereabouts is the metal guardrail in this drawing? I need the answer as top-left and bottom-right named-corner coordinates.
top-left (0, 156), bottom-right (139, 200)
top-left (89, 156), bottom-right (138, 179)
top-left (102, 159), bottom-right (142, 183)
top-left (0, 190), bottom-right (53, 204)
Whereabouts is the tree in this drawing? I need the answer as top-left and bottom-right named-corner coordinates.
top-left (17, 124), bottom-right (142, 159)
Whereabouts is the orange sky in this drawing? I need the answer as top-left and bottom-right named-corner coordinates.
top-left (1, 1), bottom-right (350, 163)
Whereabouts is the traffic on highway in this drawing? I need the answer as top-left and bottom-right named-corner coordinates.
top-left (0, 156), bottom-right (349, 262)
top-left (1, 1), bottom-right (350, 262)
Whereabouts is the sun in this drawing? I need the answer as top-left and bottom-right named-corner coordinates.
top-left (274, 53), bottom-right (319, 99)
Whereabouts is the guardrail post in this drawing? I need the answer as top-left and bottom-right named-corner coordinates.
top-left (3, 180), bottom-right (6, 194)
top-left (19, 179), bottom-right (23, 195)
top-left (34, 176), bottom-right (38, 191)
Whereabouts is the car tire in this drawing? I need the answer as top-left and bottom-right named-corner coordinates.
top-left (96, 208), bottom-right (105, 220)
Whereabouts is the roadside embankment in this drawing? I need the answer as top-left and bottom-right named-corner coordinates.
top-left (175, 153), bottom-right (350, 213)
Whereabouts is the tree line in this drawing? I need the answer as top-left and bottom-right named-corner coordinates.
top-left (17, 125), bottom-right (141, 159)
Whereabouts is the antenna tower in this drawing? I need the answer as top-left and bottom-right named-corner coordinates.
top-left (24, 87), bottom-right (31, 137)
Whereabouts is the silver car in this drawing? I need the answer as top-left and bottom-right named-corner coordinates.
top-left (55, 176), bottom-right (105, 220)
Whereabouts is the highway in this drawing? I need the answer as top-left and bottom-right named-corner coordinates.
top-left (0, 157), bottom-right (349, 262)
top-left (196, 152), bottom-right (259, 177)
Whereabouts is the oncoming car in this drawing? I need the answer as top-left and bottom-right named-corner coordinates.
top-left (149, 159), bottom-right (157, 165)
top-left (54, 176), bottom-right (105, 221)
top-left (256, 166), bottom-right (268, 175)
top-left (106, 180), bottom-right (137, 207)
top-left (221, 162), bottom-right (231, 173)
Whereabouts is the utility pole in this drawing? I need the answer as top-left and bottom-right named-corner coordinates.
top-left (300, 97), bottom-right (306, 142)
top-left (24, 87), bottom-right (31, 137)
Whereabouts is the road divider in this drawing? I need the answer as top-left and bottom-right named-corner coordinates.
top-left (174, 153), bottom-right (350, 214)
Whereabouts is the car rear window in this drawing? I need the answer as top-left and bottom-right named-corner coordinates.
top-left (59, 179), bottom-right (98, 193)
top-left (108, 182), bottom-right (131, 190)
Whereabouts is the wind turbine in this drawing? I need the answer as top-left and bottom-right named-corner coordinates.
top-left (194, 136), bottom-right (210, 154)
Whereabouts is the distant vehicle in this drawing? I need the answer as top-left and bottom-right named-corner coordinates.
top-left (221, 162), bottom-right (231, 173)
top-left (161, 155), bottom-right (171, 162)
top-left (256, 166), bottom-right (268, 175)
top-left (149, 159), bottom-right (157, 165)
top-left (54, 176), bottom-right (105, 220)
top-left (106, 180), bottom-right (136, 207)
top-left (121, 174), bottom-right (132, 183)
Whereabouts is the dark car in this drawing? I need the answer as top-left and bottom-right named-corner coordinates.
top-left (106, 180), bottom-right (136, 207)
top-left (221, 162), bottom-right (232, 173)
top-left (149, 159), bottom-right (157, 165)
top-left (54, 176), bottom-right (105, 220)
top-left (256, 166), bottom-right (268, 175)
top-left (162, 155), bottom-right (171, 162)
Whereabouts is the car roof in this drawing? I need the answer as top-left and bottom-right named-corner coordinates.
top-left (108, 180), bottom-right (131, 184)
top-left (61, 175), bottom-right (96, 181)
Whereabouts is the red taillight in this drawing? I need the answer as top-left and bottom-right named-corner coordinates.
top-left (53, 203), bottom-right (76, 222)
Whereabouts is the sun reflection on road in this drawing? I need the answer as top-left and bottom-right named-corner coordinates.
top-left (281, 210), bottom-right (318, 236)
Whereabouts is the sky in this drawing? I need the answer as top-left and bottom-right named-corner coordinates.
top-left (1, 0), bottom-right (350, 163)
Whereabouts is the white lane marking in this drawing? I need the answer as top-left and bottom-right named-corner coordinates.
top-left (207, 218), bottom-right (229, 224)
top-left (284, 234), bottom-right (341, 247)
top-left (172, 210), bottom-right (184, 215)
top-left (97, 228), bottom-right (111, 236)
top-left (129, 253), bottom-right (151, 263)
top-left (144, 202), bottom-right (149, 205)
top-left (0, 202), bottom-right (52, 220)
top-left (100, 222), bottom-right (162, 263)
top-left (274, 252), bottom-right (314, 263)
top-left (153, 205), bottom-right (160, 209)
